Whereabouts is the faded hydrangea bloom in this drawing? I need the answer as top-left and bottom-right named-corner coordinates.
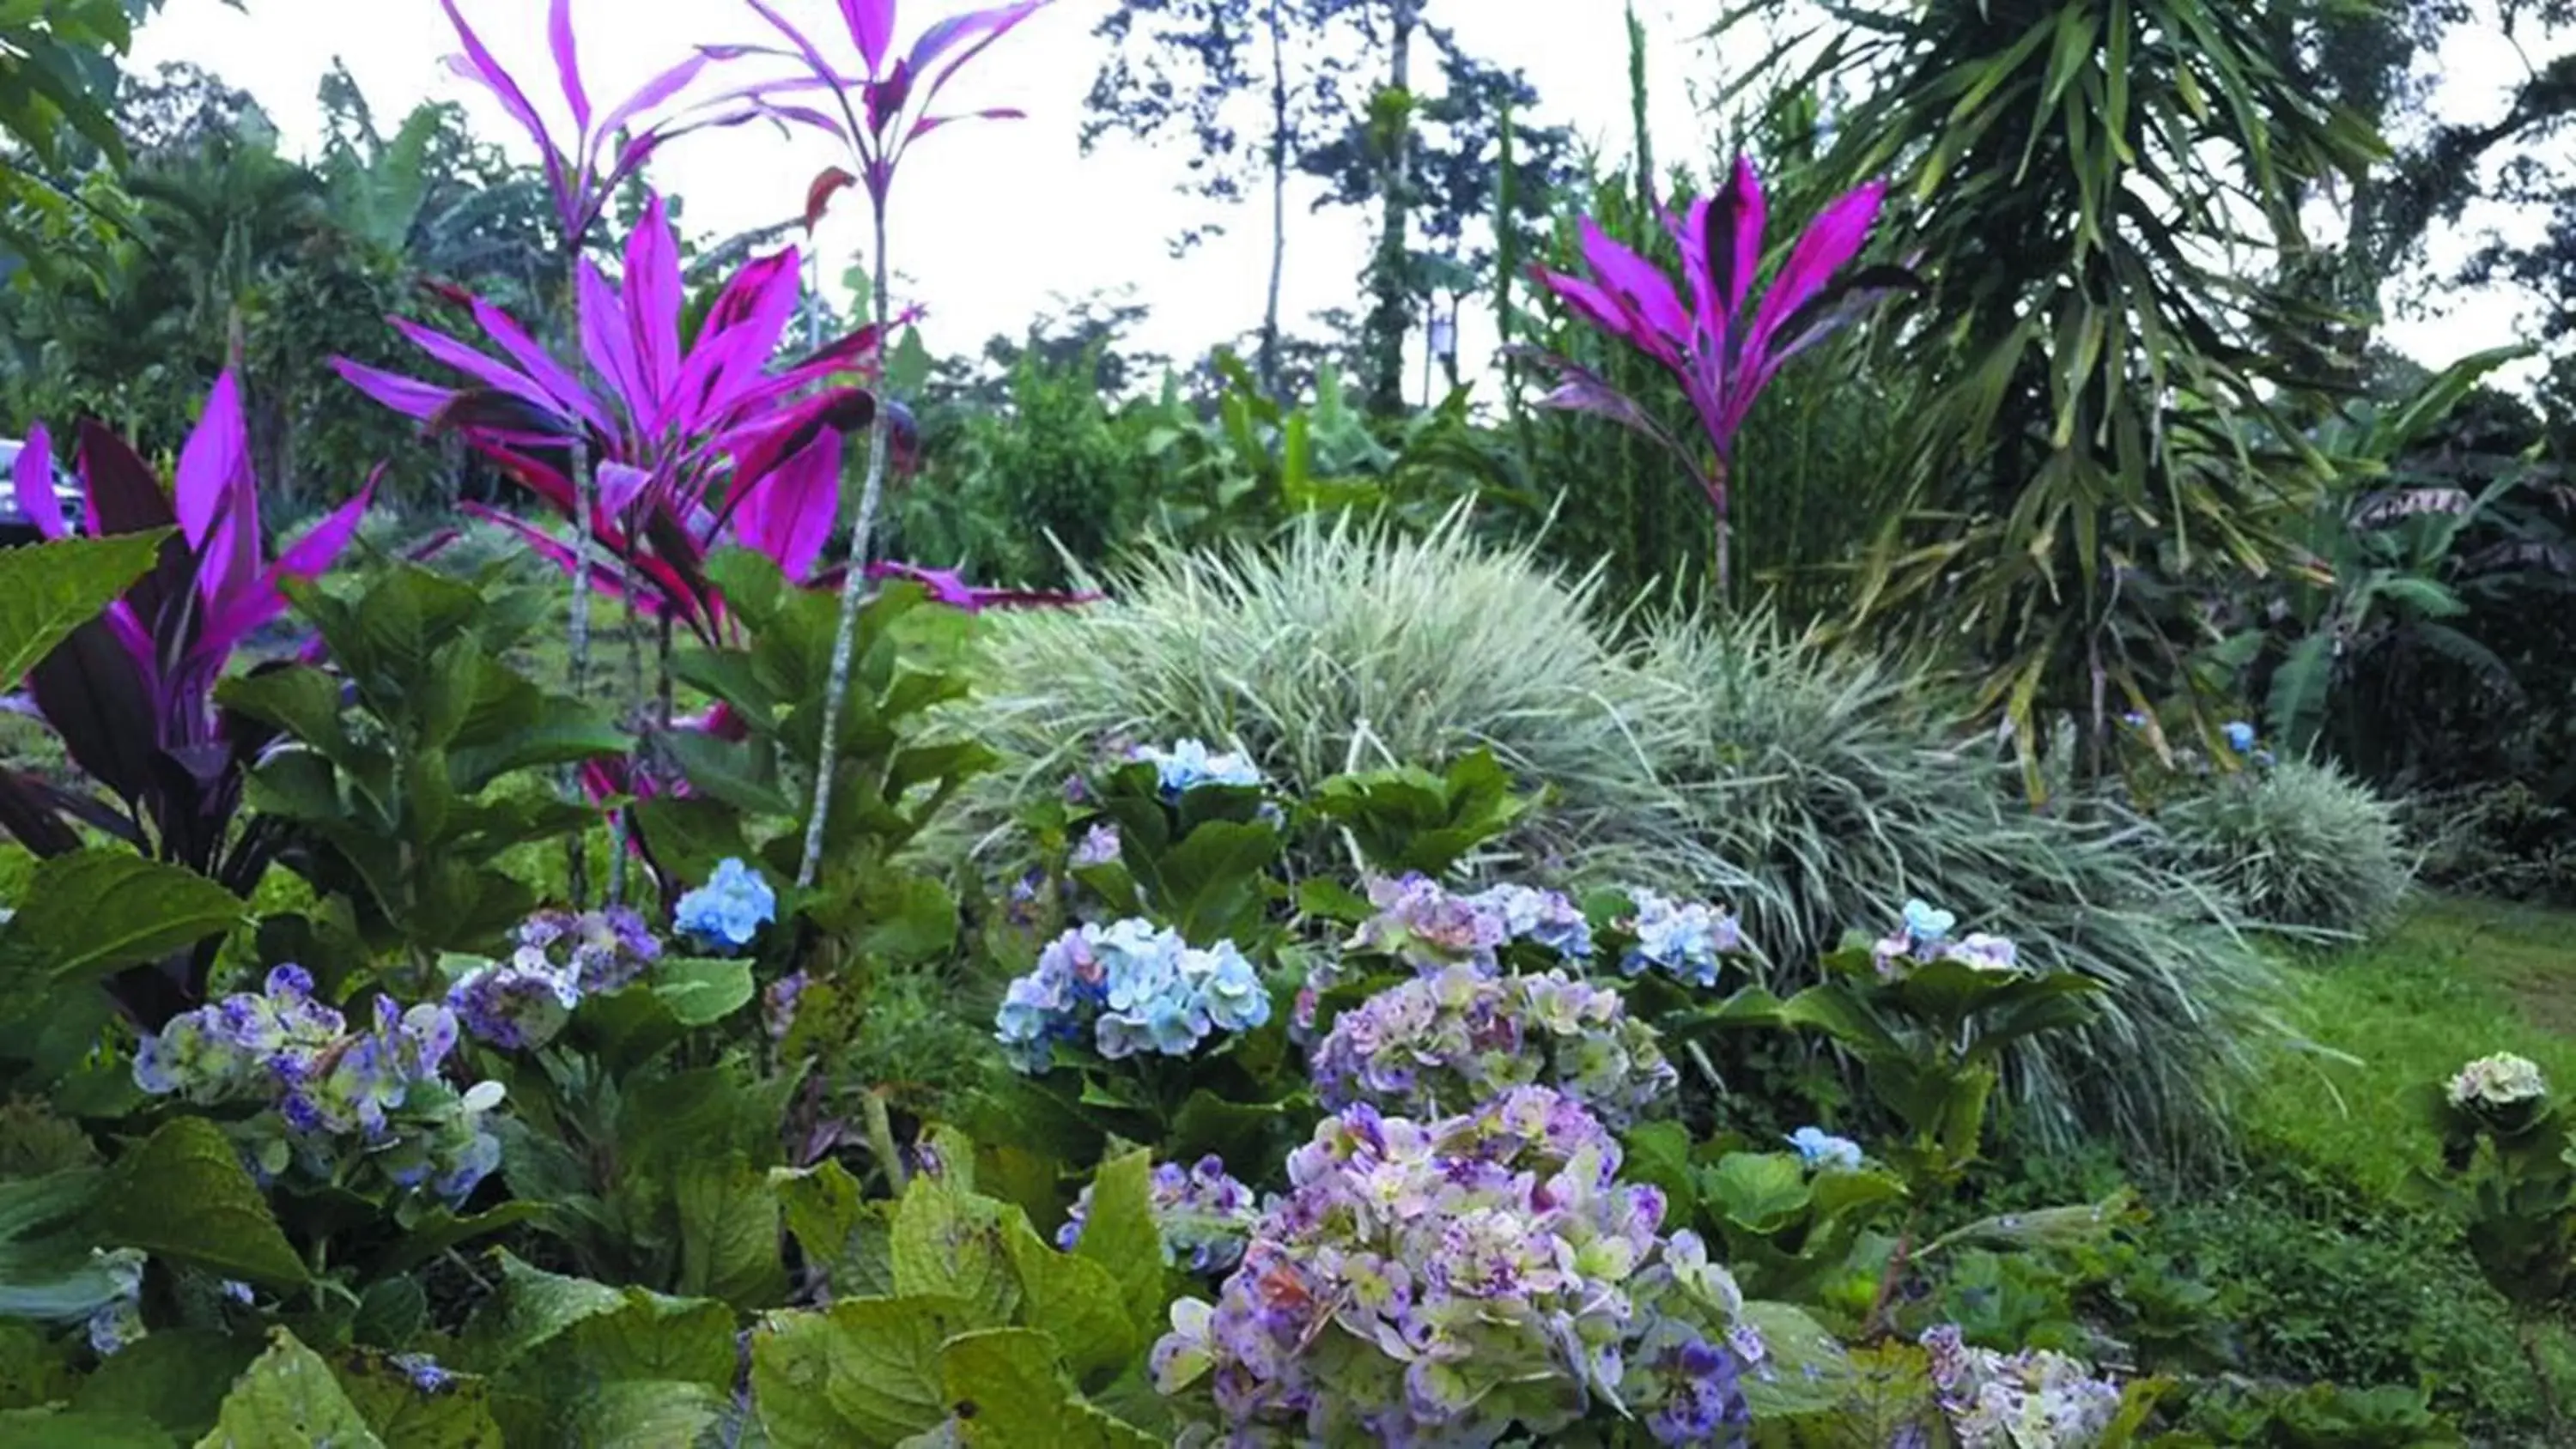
top-left (994, 919), bottom-right (1271, 1074)
top-left (1873, 899), bottom-right (2021, 978)
top-left (1310, 964), bottom-right (1679, 1128)
top-left (2448, 1052), bottom-right (2549, 1110)
top-left (131, 968), bottom-right (500, 1203)
top-left (1152, 1088), bottom-right (1757, 1446)
top-left (1923, 1323), bottom-right (2124, 1449)
top-left (1059, 1155), bottom-right (1261, 1275)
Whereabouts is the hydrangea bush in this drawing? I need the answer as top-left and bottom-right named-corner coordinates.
top-left (1309, 962), bottom-right (1679, 1127)
top-left (1151, 1086), bottom-right (1762, 1446)
top-left (135, 966), bottom-right (503, 1202)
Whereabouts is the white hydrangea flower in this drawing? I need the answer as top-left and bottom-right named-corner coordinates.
top-left (2448, 1052), bottom-right (2549, 1110)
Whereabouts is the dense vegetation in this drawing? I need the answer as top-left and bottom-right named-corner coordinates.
top-left (3, 0), bottom-right (2576, 1445)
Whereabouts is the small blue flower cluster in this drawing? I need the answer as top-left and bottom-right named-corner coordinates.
top-left (1871, 898), bottom-right (2020, 978)
top-left (134, 966), bottom-right (502, 1202)
top-left (1128, 737), bottom-right (1265, 799)
top-left (1619, 888), bottom-right (1745, 988)
top-left (84, 1248), bottom-right (145, 1357)
top-left (994, 919), bottom-right (1272, 1073)
top-left (447, 906), bottom-right (665, 1052)
top-left (1785, 1125), bottom-right (1865, 1173)
top-left (1058, 1154), bottom-right (1262, 1276)
top-left (674, 858), bottom-right (777, 952)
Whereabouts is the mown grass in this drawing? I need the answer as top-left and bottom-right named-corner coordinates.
top-left (2239, 894), bottom-right (2576, 1197)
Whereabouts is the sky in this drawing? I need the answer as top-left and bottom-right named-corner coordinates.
top-left (128, 0), bottom-right (2547, 396)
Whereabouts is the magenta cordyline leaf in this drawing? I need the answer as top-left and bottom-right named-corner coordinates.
top-left (697, 0), bottom-right (1052, 208)
top-left (440, 0), bottom-right (713, 249)
top-left (1530, 155), bottom-right (1905, 482)
top-left (862, 561), bottom-right (1099, 614)
top-left (336, 197), bottom-right (890, 642)
top-left (12, 422), bottom-right (62, 538)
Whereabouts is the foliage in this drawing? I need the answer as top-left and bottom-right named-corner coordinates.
top-left (2157, 758), bottom-right (2413, 938)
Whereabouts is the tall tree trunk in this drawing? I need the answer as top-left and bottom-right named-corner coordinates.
top-left (1258, 0), bottom-right (1289, 400)
top-left (799, 203), bottom-right (896, 890)
top-left (1361, 0), bottom-right (1418, 416)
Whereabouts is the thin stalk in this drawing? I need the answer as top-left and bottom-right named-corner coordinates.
top-left (2523, 1321), bottom-right (2565, 1436)
top-left (562, 257), bottom-right (596, 907)
top-left (799, 203), bottom-right (896, 889)
top-left (1259, 0), bottom-right (1288, 401)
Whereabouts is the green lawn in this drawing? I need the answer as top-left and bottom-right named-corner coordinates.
top-left (2239, 894), bottom-right (2576, 1197)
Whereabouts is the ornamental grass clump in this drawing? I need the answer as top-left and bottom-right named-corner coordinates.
top-left (2157, 755), bottom-right (2414, 938)
top-left (1151, 1085), bottom-right (1759, 1446)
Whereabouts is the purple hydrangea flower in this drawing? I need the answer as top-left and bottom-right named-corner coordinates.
top-left (1059, 1155), bottom-right (1261, 1275)
top-left (1152, 1088), bottom-right (1758, 1446)
top-left (518, 906), bottom-right (663, 992)
top-left (1310, 964), bottom-right (1678, 1127)
top-left (1619, 888), bottom-right (1743, 988)
top-left (1921, 1323), bottom-right (2124, 1448)
top-left (1871, 900), bottom-right (2024, 979)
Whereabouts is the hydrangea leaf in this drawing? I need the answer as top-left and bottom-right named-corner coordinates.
top-left (937, 1328), bottom-right (1156, 1448)
top-left (672, 1155), bottom-right (786, 1307)
top-left (1736, 1301), bottom-right (1855, 1419)
top-left (999, 1216), bottom-right (1139, 1388)
top-left (454, 1252), bottom-right (626, 1373)
top-left (1704, 1152), bottom-right (1815, 1235)
top-left (1618, 1119), bottom-right (1700, 1221)
top-left (566, 1381), bottom-right (730, 1447)
top-left (69, 1328), bottom-right (262, 1440)
top-left (776, 1160), bottom-right (897, 1299)
top-left (890, 1177), bottom-right (1021, 1327)
top-left (1068, 1149), bottom-right (1166, 1330)
top-left (194, 1330), bottom-right (386, 1449)
top-left (750, 1296), bottom-right (981, 1448)
top-left (0, 849), bottom-right (242, 1012)
top-left (93, 1119), bottom-right (307, 1289)
top-left (0, 1406), bottom-right (173, 1447)
top-left (329, 1349), bottom-right (504, 1448)
top-left (0, 531), bottom-right (167, 686)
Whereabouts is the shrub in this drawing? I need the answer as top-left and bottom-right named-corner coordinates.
top-left (2160, 759), bottom-right (2414, 937)
top-left (953, 519), bottom-right (2284, 1161)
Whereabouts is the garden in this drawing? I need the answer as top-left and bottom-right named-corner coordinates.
top-left (6, 0), bottom-right (2576, 1444)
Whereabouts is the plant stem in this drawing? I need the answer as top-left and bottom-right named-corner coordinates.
top-left (562, 253), bottom-right (596, 909)
top-left (2524, 1321), bottom-right (2565, 1435)
top-left (862, 1087), bottom-right (907, 1196)
top-left (1864, 1203), bottom-right (1922, 1341)
top-left (799, 203), bottom-right (896, 889)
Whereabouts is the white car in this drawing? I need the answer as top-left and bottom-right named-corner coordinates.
top-left (0, 437), bottom-right (83, 544)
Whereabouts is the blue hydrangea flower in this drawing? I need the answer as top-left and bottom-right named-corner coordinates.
top-left (1129, 737), bottom-right (1265, 798)
top-left (674, 858), bottom-right (777, 952)
top-left (392, 1353), bottom-right (453, 1392)
top-left (1192, 942), bottom-right (1271, 1034)
top-left (1785, 1126), bottom-right (1864, 1173)
top-left (994, 919), bottom-right (1265, 1072)
top-left (1900, 899), bottom-right (1956, 943)
top-left (1619, 889), bottom-right (1744, 988)
top-left (2222, 720), bottom-right (2257, 755)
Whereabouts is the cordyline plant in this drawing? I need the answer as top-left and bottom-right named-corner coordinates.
top-left (335, 193), bottom-right (889, 646)
top-left (0, 374), bottom-right (372, 1027)
top-left (687, 0), bottom-right (1054, 888)
top-left (1527, 156), bottom-right (1910, 600)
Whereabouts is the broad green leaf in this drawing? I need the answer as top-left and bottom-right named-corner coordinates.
top-left (673, 1155), bottom-right (785, 1308)
top-left (1618, 1120), bottom-right (1698, 1221)
top-left (890, 1178), bottom-right (1021, 1327)
top-left (751, 1297), bottom-right (981, 1449)
top-left (1704, 1152), bottom-right (1814, 1235)
top-left (0, 850), bottom-right (242, 1011)
top-left (939, 1328), bottom-right (1155, 1448)
top-left (0, 531), bottom-right (167, 685)
top-left (567, 1380), bottom-right (728, 1447)
top-left (776, 1161), bottom-right (896, 1300)
top-left (653, 957), bottom-right (757, 1028)
top-left (331, 1350), bottom-right (504, 1448)
top-left (1000, 1216), bottom-right (1138, 1387)
top-left (558, 1293), bottom-right (739, 1389)
top-left (455, 1252), bottom-right (625, 1373)
top-left (0, 1321), bottom-right (76, 1410)
top-left (1737, 1301), bottom-right (1855, 1418)
top-left (94, 1119), bottom-right (306, 1289)
top-left (1069, 1150), bottom-right (1166, 1330)
top-left (70, 1328), bottom-right (261, 1439)
top-left (0, 1406), bottom-right (173, 1447)
top-left (195, 1330), bottom-right (386, 1449)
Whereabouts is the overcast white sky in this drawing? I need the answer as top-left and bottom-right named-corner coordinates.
top-left (131, 0), bottom-right (2546, 393)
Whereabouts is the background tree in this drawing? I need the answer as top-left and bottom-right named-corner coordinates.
top-left (1084, 0), bottom-right (1360, 399)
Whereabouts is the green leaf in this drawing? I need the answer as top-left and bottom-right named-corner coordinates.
top-left (331, 1350), bottom-right (504, 1448)
top-left (455, 1252), bottom-right (626, 1373)
top-left (751, 1297), bottom-right (982, 1449)
top-left (1619, 1121), bottom-right (1699, 1221)
top-left (1737, 1301), bottom-right (1854, 1418)
top-left (0, 850), bottom-right (242, 1011)
top-left (71, 1329), bottom-right (263, 1440)
top-left (662, 729), bottom-right (794, 818)
top-left (566, 1381), bottom-right (728, 1446)
top-left (629, 797), bottom-right (754, 888)
top-left (1000, 1216), bottom-right (1138, 1387)
top-left (195, 1330), bottom-right (386, 1449)
top-left (1704, 1152), bottom-right (1814, 1235)
top-left (775, 1161), bottom-right (896, 1300)
top-left (0, 532), bottom-right (167, 686)
top-left (674, 1154), bottom-right (785, 1307)
top-left (1069, 1150), bottom-right (1166, 1331)
top-left (0, 1406), bottom-right (173, 1447)
top-left (94, 1119), bottom-right (306, 1289)
top-left (890, 1178), bottom-right (1021, 1327)
top-left (939, 1328), bottom-right (1155, 1448)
